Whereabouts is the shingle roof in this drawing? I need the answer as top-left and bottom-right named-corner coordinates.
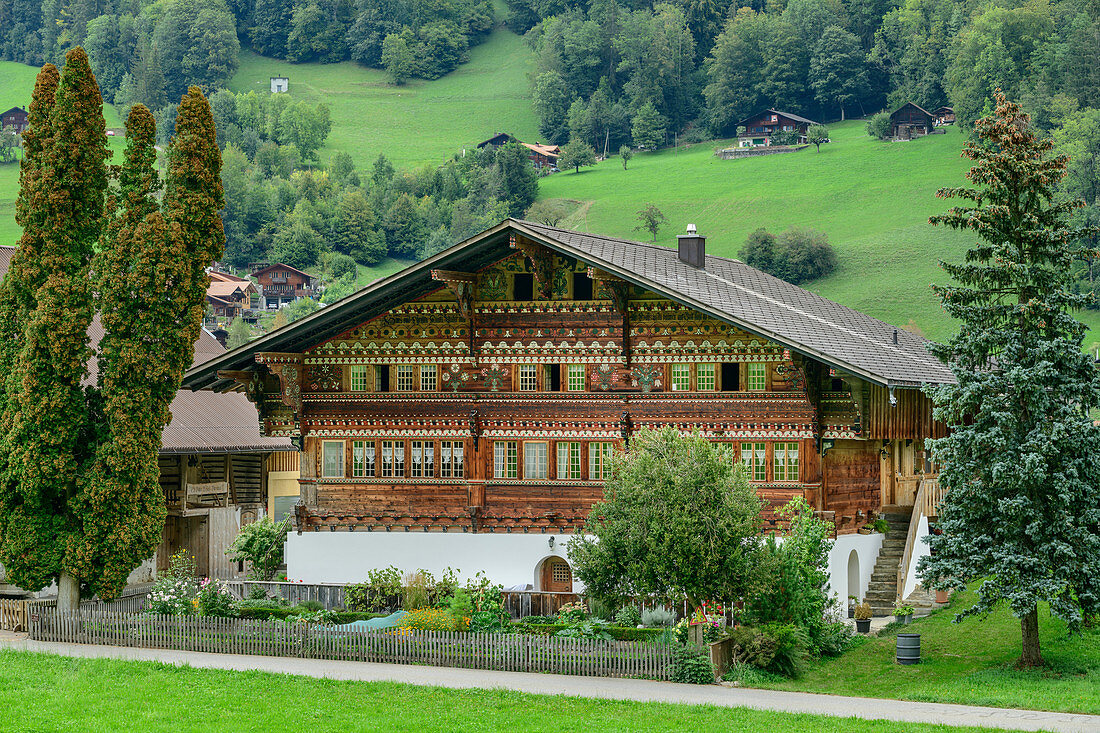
top-left (0, 245), bottom-right (292, 454)
top-left (512, 221), bottom-right (953, 386)
top-left (738, 109), bottom-right (820, 127)
top-left (182, 219), bottom-right (954, 390)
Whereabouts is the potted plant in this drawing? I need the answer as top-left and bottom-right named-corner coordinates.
top-left (935, 588), bottom-right (950, 604)
top-left (858, 524), bottom-right (874, 535)
top-left (847, 595), bottom-right (857, 619)
top-left (872, 518), bottom-right (889, 534)
top-left (854, 602), bottom-right (872, 633)
top-left (894, 603), bottom-right (915, 625)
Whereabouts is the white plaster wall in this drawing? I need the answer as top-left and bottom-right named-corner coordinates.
top-left (827, 532), bottom-right (884, 610)
top-left (286, 531), bottom-right (581, 589)
top-left (902, 515), bottom-right (930, 600)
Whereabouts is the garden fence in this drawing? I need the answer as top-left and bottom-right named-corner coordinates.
top-left (1, 590), bottom-right (148, 632)
top-left (27, 608), bottom-right (675, 681)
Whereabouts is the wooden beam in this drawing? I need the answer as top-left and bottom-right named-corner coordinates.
top-left (430, 269), bottom-right (478, 285)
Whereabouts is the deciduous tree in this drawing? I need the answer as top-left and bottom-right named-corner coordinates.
top-left (633, 203), bottom-right (666, 241)
top-left (557, 137), bottom-right (597, 174)
top-left (570, 428), bottom-right (762, 609)
top-left (919, 94), bottom-right (1100, 668)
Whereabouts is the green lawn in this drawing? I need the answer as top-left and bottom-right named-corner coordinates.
top-left (538, 122), bottom-right (1100, 343)
top-left (753, 587), bottom-right (1100, 715)
top-left (0, 650), bottom-right (1012, 732)
top-left (227, 25), bottom-right (539, 169)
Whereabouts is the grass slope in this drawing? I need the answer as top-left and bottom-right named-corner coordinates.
top-left (756, 587), bottom-right (1100, 715)
top-left (539, 122), bottom-right (1100, 342)
top-left (0, 650), bottom-right (1009, 733)
top-left (227, 26), bottom-right (539, 169)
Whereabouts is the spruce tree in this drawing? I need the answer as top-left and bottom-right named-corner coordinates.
top-left (919, 93), bottom-right (1100, 667)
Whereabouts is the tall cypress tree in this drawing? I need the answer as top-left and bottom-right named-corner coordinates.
top-left (0, 65), bottom-right (224, 607)
top-left (919, 93), bottom-right (1100, 667)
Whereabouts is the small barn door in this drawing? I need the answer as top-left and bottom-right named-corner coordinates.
top-left (542, 558), bottom-right (573, 593)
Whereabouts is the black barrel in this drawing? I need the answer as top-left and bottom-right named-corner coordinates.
top-left (896, 633), bottom-right (921, 665)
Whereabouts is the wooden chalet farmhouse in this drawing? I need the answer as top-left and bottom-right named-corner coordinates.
top-left (207, 270), bottom-right (258, 321)
top-left (1, 106), bottom-right (28, 133)
top-left (736, 109), bottom-right (819, 147)
top-left (183, 220), bottom-right (952, 601)
top-left (933, 106), bottom-right (955, 126)
top-left (891, 103), bottom-right (934, 139)
top-left (252, 263), bottom-right (315, 309)
top-left (476, 133), bottom-right (561, 171)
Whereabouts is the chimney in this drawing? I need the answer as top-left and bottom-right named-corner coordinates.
top-left (677, 224), bottom-right (705, 268)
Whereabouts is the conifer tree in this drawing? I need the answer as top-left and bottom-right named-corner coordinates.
top-left (919, 93), bottom-right (1100, 667)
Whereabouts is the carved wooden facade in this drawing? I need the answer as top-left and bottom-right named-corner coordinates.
top-left (225, 238), bottom-right (944, 538)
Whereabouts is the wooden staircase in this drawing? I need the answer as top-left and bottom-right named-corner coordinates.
top-left (863, 510), bottom-right (912, 616)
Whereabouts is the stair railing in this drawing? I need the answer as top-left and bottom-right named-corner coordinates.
top-left (896, 475), bottom-right (938, 603)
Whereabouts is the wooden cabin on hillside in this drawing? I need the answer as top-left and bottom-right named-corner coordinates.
top-left (251, 263), bottom-right (315, 309)
top-left (736, 109), bottom-right (819, 147)
top-left (933, 107), bottom-right (955, 126)
top-left (184, 220), bottom-right (952, 598)
top-left (207, 271), bottom-right (258, 322)
top-left (1, 107), bottom-right (28, 133)
top-left (891, 103), bottom-right (934, 139)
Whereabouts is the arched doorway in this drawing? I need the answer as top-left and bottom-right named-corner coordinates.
top-left (847, 550), bottom-right (860, 602)
top-left (540, 557), bottom-right (573, 593)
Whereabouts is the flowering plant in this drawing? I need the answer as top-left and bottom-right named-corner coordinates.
top-left (197, 578), bottom-right (234, 617)
top-left (147, 576), bottom-right (197, 616)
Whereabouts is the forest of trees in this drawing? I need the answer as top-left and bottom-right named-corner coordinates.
top-left (0, 0), bottom-right (495, 92)
top-left (512, 0), bottom-right (1100, 152)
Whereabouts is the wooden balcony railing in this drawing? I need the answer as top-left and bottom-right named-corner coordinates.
top-left (896, 475), bottom-right (942, 603)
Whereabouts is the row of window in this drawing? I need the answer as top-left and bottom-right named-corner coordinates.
top-left (320, 439), bottom-right (799, 482)
top-left (345, 362), bottom-right (769, 393)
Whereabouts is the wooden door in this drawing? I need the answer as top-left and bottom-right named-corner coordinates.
top-left (542, 558), bottom-right (573, 593)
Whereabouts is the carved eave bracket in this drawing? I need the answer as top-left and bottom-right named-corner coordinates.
top-left (255, 352), bottom-right (304, 413)
top-left (432, 269), bottom-right (478, 365)
top-left (589, 267), bottom-right (633, 367)
top-left (510, 234), bottom-right (554, 299)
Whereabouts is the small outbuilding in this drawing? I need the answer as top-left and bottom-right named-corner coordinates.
top-left (933, 106), bottom-right (955, 126)
top-left (270, 77), bottom-right (289, 93)
top-left (890, 103), bottom-right (934, 139)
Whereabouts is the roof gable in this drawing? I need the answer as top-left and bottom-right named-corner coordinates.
top-left (252, 262), bottom-right (311, 280)
top-left (183, 221), bottom-right (953, 391)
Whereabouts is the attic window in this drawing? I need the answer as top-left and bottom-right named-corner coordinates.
top-left (513, 273), bottom-right (534, 301)
top-left (572, 271), bottom-right (593, 300)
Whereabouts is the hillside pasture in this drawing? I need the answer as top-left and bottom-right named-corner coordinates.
top-left (538, 121), bottom-right (1100, 341)
top-left (227, 27), bottom-right (539, 169)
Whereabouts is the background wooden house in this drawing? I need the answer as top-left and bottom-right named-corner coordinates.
top-left (251, 263), bottom-right (315, 309)
top-left (206, 271), bottom-right (258, 322)
top-left (0, 106), bottom-right (28, 133)
top-left (933, 106), bottom-right (955, 126)
top-left (185, 220), bottom-right (952, 605)
top-left (736, 109), bottom-right (819, 147)
top-left (891, 103), bottom-right (934, 139)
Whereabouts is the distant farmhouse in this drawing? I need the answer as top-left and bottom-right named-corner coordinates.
top-left (933, 106), bottom-right (955, 126)
top-left (251, 262), bottom-right (315, 309)
top-left (207, 271), bottom-right (259, 322)
top-left (1, 106), bottom-right (28, 133)
top-left (477, 133), bottom-right (561, 171)
top-left (270, 77), bottom-right (289, 93)
top-left (890, 103), bottom-right (934, 139)
top-left (736, 109), bottom-right (819, 147)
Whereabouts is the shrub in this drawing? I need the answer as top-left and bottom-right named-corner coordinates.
top-left (286, 609), bottom-right (337, 625)
top-left (447, 588), bottom-right (474, 631)
top-left (728, 625), bottom-right (780, 669)
top-left (147, 576), bottom-right (197, 616)
top-left (866, 111), bottom-right (891, 140)
top-left (671, 645), bottom-right (715, 684)
top-left (614, 605), bottom-right (642, 627)
top-left (722, 660), bottom-right (782, 686)
top-left (557, 601), bottom-right (589, 624)
top-left (641, 607), bottom-right (676, 628)
top-left (345, 565), bottom-right (403, 612)
top-left (854, 602), bottom-right (872, 620)
top-left (196, 578), bottom-right (235, 618)
top-left (761, 623), bottom-right (810, 678)
top-left (402, 571), bottom-right (433, 610)
top-left (769, 129), bottom-right (799, 146)
top-left (225, 516), bottom-right (290, 581)
top-left (401, 608), bottom-right (457, 632)
top-left (520, 615), bottom-right (557, 625)
top-left (297, 600), bottom-right (324, 612)
top-left (814, 621), bottom-right (854, 657)
top-left (246, 586), bottom-right (270, 601)
top-left (588, 597), bottom-right (614, 621)
top-left (324, 252), bottom-right (357, 280)
top-left (740, 227), bottom-right (837, 285)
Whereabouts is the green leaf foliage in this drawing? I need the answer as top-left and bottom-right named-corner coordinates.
top-left (919, 93), bottom-right (1100, 666)
top-left (226, 516), bottom-right (291, 580)
top-left (569, 427), bottom-right (762, 610)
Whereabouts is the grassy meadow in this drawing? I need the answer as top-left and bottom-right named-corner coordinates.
top-left (0, 650), bottom-right (1016, 733)
top-left (227, 25), bottom-right (539, 169)
top-left (753, 586), bottom-right (1100, 715)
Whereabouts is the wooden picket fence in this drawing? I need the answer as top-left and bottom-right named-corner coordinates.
top-left (28, 608), bottom-right (675, 680)
top-left (0, 599), bottom-right (28, 631)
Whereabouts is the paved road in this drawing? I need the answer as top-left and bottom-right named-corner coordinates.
top-left (2, 634), bottom-right (1099, 732)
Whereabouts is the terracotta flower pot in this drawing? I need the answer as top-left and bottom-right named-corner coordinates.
top-left (935, 589), bottom-right (950, 604)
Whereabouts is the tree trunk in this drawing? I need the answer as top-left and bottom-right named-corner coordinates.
top-left (1019, 605), bottom-right (1043, 667)
top-left (57, 571), bottom-right (80, 613)
top-left (841, 105), bottom-right (846, 121)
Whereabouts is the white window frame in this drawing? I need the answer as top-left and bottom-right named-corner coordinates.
top-left (746, 362), bottom-right (767, 391)
top-left (381, 440), bottom-right (404, 478)
top-left (696, 363), bottom-right (716, 391)
top-left (349, 365), bottom-right (370, 392)
top-left (670, 363), bottom-right (691, 391)
top-left (518, 364), bottom-right (538, 391)
top-left (395, 365), bottom-right (416, 391)
top-left (557, 442), bottom-right (582, 480)
top-left (740, 442), bottom-right (766, 482)
top-left (322, 440), bottom-right (345, 479)
top-left (774, 442), bottom-right (799, 483)
top-left (588, 442), bottom-right (614, 480)
top-left (410, 440), bottom-right (434, 478)
top-left (524, 441), bottom-right (548, 480)
top-left (494, 441), bottom-right (518, 479)
top-left (566, 364), bottom-right (586, 392)
top-left (441, 440), bottom-right (464, 479)
top-left (419, 365), bottom-right (437, 392)
top-left (352, 440), bottom-right (374, 478)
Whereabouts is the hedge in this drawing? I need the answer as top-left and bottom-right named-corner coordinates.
top-left (515, 623), bottom-right (668, 642)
